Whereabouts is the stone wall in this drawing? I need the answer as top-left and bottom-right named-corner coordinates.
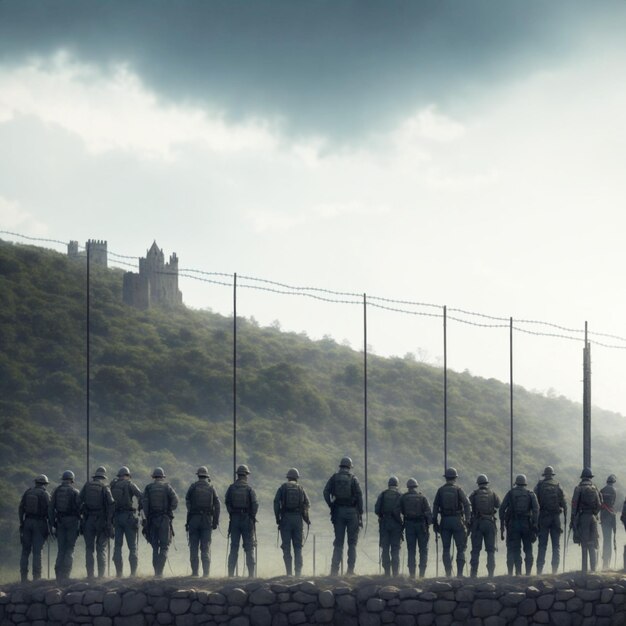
top-left (1, 575), bottom-right (625, 626)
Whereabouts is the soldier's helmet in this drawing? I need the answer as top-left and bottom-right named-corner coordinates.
top-left (581, 467), bottom-right (593, 479)
top-left (515, 474), bottom-right (528, 486)
top-left (286, 468), bottom-right (300, 480)
top-left (542, 466), bottom-right (555, 477)
top-left (607, 474), bottom-right (617, 484)
top-left (117, 466), bottom-right (131, 477)
top-left (152, 467), bottom-right (166, 479)
top-left (35, 474), bottom-right (49, 485)
top-left (406, 478), bottom-right (419, 489)
top-left (340, 457), bottom-right (353, 469)
top-left (94, 466), bottom-right (107, 479)
top-left (388, 476), bottom-right (399, 487)
top-left (444, 467), bottom-right (458, 480)
top-left (196, 466), bottom-right (210, 478)
top-left (236, 464), bottom-right (251, 476)
top-left (477, 474), bottom-right (489, 485)
top-left (61, 470), bottom-right (75, 482)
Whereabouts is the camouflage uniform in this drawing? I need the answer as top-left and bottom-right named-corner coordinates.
top-left (273, 469), bottom-right (310, 576)
top-left (110, 468), bottom-right (143, 577)
top-left (49, 472), bottom-right (81, 582)
top-left (600, 476), bottom-right (617, 570)
top-left (19, 476), bottom-right (51, 582)
top-left (433, 468), bottom-right (471, 577)
top-left (500, 475), bottom-right (539, 576)
top-left (323, 458), bottom-right (364, 575)
top-left (79, 468), bottom-right (115, 579)
top-left (469, 476), bottom-right (501, 578)
top-left (375, 478), bottom-right (403, 576)
top-left (571, 469), bottom-right (602, 573)
top-left (400, 479), bottom-right (432, 578)
top-left (225, 465), bottom-right (258, 578)
top-left (143, 468), bottom-right (179, 577)
top-left (533, 467), bottom-right (567, 575)
top-left (186, 467), bottom-right (220, 577)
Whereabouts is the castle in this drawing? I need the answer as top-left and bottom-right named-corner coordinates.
top-left (122, 241), bottom-right (183, 309)
top-left (68, 239), bottom-right (183, 309)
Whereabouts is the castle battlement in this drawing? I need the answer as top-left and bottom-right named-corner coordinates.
top-left (68, 239), bottom-right (108, 268)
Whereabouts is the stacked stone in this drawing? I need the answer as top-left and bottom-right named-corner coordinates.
top-left (0, 576), bottom-right (625, 626)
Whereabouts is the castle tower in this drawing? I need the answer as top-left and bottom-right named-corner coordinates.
top-left (67, 239), bottom-right (108, 267)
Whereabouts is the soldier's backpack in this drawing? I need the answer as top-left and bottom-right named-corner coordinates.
top-left (192, 481), bottom-right (214, 513)
top-left (474, 489), bottom-right (495, 517)
top-left (230, 483), bottom-right (250, 510)
top-left (84, 481), bottom-right (105, 512)
top-left (334, 472), bottom-right (353, 505)
top-left (382, 489), bottom-right (401, 515)
top-left (147, 482), bottom-right (168, 514)
top-left (580, 485), bottom-right (598, 511)
top-left (55, 484), bottom-right (76, 515)
top-left (439, 485), bottom-right (459, 515)
top-left (402, 492), bottom-right (425, 519)
top-left (512, 489), bottom-right (531, 517)
top-left (283, 482), bottom-right (302, 511)
top-left (111, 479), bottom-right (133, 510)
top-left (23, 488), bottom-right (44, 516)
top-left (538, 481), bottom-right (560, 514)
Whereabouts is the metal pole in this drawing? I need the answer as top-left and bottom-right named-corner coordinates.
top-left (86, 241), bottom-right (91, 481)
top-left (443, 305), bottom-right (448, 472)
top-left (233, 272), bottom-right (237, 481)
top-left (363, 293), bottom-right (368, 531)
top-left (510, 316), bottom-right (514, 488)
top-left (583, 322), bottom-right (591, 469)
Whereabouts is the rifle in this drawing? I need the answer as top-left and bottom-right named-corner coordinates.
top-left (613, 515), bottom-right (617, 570)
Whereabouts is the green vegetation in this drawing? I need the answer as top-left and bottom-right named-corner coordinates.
top-left (1, 238), bottom-right (624, 566)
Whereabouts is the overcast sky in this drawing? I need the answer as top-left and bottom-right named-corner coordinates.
top-left (2, 1), bottom-right (626, 418)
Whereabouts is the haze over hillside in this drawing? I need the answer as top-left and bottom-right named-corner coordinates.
top-left (1, 238), bottom-right (625, 577)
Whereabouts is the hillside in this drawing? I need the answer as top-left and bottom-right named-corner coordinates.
top-left (1, 238), bottom-right (625, 568)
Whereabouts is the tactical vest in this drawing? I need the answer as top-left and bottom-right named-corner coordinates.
top-left (537, 481), bottom-right (560, 514)
top-left (23, 488), bottom-right (45, 517)
top-left (439, 484), bottom-right (460, 516)
top-left (579, 485), bottom-right (598, 512)
top-left (55, 483), bottom-right (77, 515)
top-left (191, 481), bottom-right (214, 513)
top-left (333, 472), bottom-right (354, 506)
top-left (230, 483), bottom-right (250, 510)
top-left (511, 489), bottom-right (531, 517)
top-left (474, 488), bottom-right (495, 517)
top-left (382, 489), bottom-right (401, 515)
top-left (147, 482), bottom-right (168, 514)
top-left (402, 492), bottom-right (425, 519)
top-left (111, 479), bottom-right (133, 511)
top-left (282, 482), bottom-right (302, 512)
top-left (84, 480), bottom-right (105, 512)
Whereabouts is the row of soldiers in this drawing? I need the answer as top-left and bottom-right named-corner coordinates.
top-left (18, 457), bottom-right (623, 582)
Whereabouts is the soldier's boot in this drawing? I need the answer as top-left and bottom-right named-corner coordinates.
top-left (202, 559), bottom-right (210, 578)
top-left (408, 567), bottom-right (416, 578)
top-left (20, 571), bottom-right (28, 583)
top-left (536, 565), bottom-right (543, 575)
top-left (295, 567), bottom-right (302, 577)
top-left (445, 567), bottom-right (452, 577)
top-left (457, 563), bottom-right (464, 578)
top-left (346, 568), bottom-right (355, 575)
top-left (191, 557), bottom-right (199, 577)
top-left (470, 566), bottom-right (478, 578)
top-left (130, 555), bottom-right (138, 577)
top-left (383, 566), bottom-right (390, 576)
top-left (507, 566), bottom-right (513, 576)
top-left (33, 572), bottom-right (41, 581)
top-left (525, 564), bottom-right (532, 576)
top-left (392, 565), bottom-right (399, 577)
top-left (487, 567), bottom-right (495, 578)
top-left (283, 555), bottom-right (293, 576)
top-left (419, 565), bottom-right (426, 578)
top-left (116, 566), bottom-right (123, 578)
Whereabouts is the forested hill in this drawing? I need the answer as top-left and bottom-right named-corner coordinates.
top-left (1, 238), bottom-right (625, 562)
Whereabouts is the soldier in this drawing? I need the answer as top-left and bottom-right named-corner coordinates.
top-left (400, 478), bottom-right (432, 578)
top-left (621, 496), bottom-right (626, 569)
top-left (18, 474), bottom-right (52, 582)
top-left (274, 468), bottom-right (311, 577)
top-left (570, 467), bottom-right (602, 573)
top-left (110, 466), bottom-right (143, 577)
top-left (534, 466), bottom-right (567, 575)
top-left (432, 467), bottom-right (471, 577)
top-left (500, 474), bottom-right (539, 576)
top-left (186, 466), bottom-right (220, 577)
top-left (469, 474), bottom-right (501, 578)
top-left (323, 456), bottom-right (364, 576)
top-left (79, 466), bottom-right (114, 579)
top-left (143, 467), bottom-right (178, 577)
top-left (600, 474), bottom-right (617, 569)
top-left (225, 464), bottom-right (258, 577)
top-left (49, 470), bottom-right (80, 582)
top-left (375, 476), bottom-right (403, 576)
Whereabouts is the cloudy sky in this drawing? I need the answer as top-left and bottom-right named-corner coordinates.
top-left (2, 1), bottom-right (626, 416)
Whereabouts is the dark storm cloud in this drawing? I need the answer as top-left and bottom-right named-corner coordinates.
top-left (1, 0), bottom-right (624, 139)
